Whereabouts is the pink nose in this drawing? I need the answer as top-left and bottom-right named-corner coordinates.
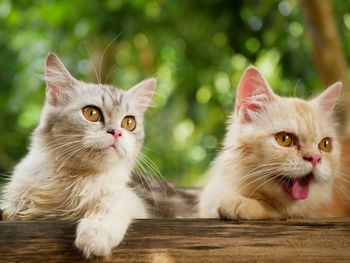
top-left (303, 154), bottom-right (321, 166)
top-left (107, 129), bottom-right (122, 138)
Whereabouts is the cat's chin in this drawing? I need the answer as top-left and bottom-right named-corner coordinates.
top-left (100, 144), bottom-right (127, 160)
top-left (279, 173), bottom-right (314, 201)
top-left (106, 145), bottom-right (117, 151)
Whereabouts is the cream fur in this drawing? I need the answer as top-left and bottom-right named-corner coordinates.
top-left (1, 53), bottom-right (155, 258)
top-left (199, 66), bottom-right (342, 219)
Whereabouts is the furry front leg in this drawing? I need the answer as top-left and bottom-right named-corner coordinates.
top-left (218, 195), bottom-right (280, 220)
top-left (75, 191), bottom-right (147, 258)
top-left (1, 208), bottom-right (11, 220)
top-left (75, 215), bottom-right (128, 258)
top-left (0, 205), bottom-right (18, 220)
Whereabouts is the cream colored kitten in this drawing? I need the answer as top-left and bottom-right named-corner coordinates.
top-left (1, 53), bottom-right (155, 258)
top-left (199, 66), bottom-right (344, 219)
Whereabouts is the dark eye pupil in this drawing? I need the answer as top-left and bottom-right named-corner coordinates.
top-left (283, 135), bottom-right (288, 142)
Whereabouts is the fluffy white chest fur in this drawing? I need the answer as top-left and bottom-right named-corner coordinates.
top-left (2, 149), bottom-right (147, 257)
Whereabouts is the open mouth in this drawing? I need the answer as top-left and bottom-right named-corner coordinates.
top-left (281, 173), bottom-right (313, 200)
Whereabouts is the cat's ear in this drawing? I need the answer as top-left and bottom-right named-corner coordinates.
top-left (45, 52), bottom-right (77, 106)
top-left (315, 82), bottom-right (342, 111)
top-left (235, 66), bottom-right (275, 122)
top-left (128, 78), bottom-right (156, 113)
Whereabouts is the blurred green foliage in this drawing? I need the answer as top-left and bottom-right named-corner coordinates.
top-left (1, 0), bottom-right (350, 186)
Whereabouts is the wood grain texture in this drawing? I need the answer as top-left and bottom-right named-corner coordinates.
top-left (0, 219), bottom-right (349, 263)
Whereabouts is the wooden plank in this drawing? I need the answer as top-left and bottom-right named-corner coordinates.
top-left (0, 219), bottom-right (349, 262)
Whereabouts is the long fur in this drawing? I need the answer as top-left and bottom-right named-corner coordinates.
top-left (199, 67), bottom-right (350, 219)
top-left (130, 172), bottom-right (199, 218)
top-left (0, 53), bottom-right (156, 258)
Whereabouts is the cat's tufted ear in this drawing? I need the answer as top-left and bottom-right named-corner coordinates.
top-left (314, 82), bottom-right (342, 112)
top-left (235, 66), bottom-right (276, 122)
top-left (45, 52), bottom-right (77, 106)
top-left (128, 78), bottom-right (156, 114)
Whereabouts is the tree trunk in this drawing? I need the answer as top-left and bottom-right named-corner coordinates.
top-left (300, 0), bottom-right (350, 134)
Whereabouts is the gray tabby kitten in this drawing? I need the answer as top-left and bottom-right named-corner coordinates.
top-left (0, 53), bottom-right (156, 258)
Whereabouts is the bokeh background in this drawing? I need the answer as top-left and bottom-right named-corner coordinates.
top-left (1, 0), bottom-right (350, 186)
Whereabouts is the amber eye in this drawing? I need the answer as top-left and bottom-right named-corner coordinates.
top-left (121, 116), bottom-right (136, 131)
top-left (275, 132), bottom-right (293, 147)
top-left (319, 137), bottom-right (332, 152)
top-left (82, 106), bottom-right (101, 122)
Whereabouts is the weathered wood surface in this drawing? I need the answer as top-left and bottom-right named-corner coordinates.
top-left (0, 219), bottom-right (349, 263)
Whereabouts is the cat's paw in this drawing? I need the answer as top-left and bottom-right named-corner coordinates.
top-left (1, 209), bottom-right (7, 220)
top-left (216, 196), bottom-right (271, 220)
top-left (235, 197), bottom-right (265, 220)
top-left (75, 217), bottom-right (124, 258)
top-left (215, 198), bottom-right (242, 220)
top-left (1, 208), bottom-right (16, 220)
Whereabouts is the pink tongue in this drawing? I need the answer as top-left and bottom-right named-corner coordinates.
top-left (288, 178), bottom-right (310, 200)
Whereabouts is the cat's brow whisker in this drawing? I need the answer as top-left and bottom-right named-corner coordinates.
top-left (104, 63), bottom-right (119, 85)
top-left (293, 79), bottom-right (302, 97)
top-left (98, 32), bottom-right (122, 86)
top-left (84, 40), bottom-right (100, 84)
